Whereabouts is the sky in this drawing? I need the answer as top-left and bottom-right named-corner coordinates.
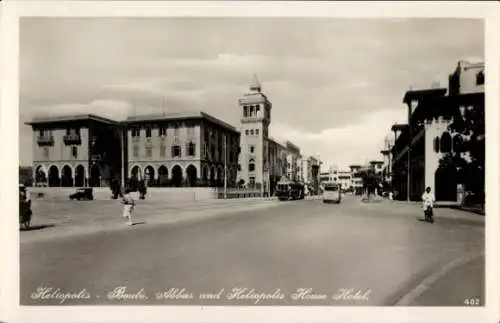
top-left (19, 18), bottom-right (484, 169)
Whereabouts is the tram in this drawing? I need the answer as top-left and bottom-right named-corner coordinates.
top-left (276, 180), bottom-right (305, 201)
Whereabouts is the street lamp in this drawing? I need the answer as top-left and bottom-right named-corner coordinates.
top-left (120, 125), bottom-right (126, 194)
top-left (224, 135), bottom-right (227, 199)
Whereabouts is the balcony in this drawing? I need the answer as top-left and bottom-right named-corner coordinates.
top-left (63, 134), bottom-right (81, 145)
top-left (91, 154), bottom-right (101, 162)
top-left (37, 135), bottom-right (54, 146)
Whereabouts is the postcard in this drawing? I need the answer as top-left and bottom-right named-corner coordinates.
top-left (0, 1), bottom-right (499, 323)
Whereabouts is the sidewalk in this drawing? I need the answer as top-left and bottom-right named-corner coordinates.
top-left (21, 198), bottom-right (281, 244)
top-left (371, 199), bottom-right (485, 224)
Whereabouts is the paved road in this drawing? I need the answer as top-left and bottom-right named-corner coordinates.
top-left (20, 196), bottom-right (484, 306)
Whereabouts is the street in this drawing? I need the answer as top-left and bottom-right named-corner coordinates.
top-left (20, 195), bottom-right (484, 306)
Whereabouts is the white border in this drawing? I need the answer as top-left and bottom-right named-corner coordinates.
top-left (1, 2), bottom-right (499, 323)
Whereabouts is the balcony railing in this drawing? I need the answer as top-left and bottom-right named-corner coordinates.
top-left (63, 134), bottom-right (81, 145)
top-left (37, 135), bottom-right (54, 146)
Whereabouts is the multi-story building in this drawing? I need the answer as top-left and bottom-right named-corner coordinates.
top-left (299, 155), bottom-right (321, 194)
top-left (337, 170), bottom-right (353, 192)
top-left (26, 76), bottom-right (310, 193)
top-left (349, 165), bottom-right (365, 195)
top-left (267, 137), bottom-right (288, 195)
top-left (26, 114), bottom-right (123, 187)
top-left (285, 141), bottom-right (301, 182)
top-left (380, 136), bottom-right (395, 184)
top-left (124, 111), bottom-right (240, 187)
top-left (391, 60), bottom-right (484, 202)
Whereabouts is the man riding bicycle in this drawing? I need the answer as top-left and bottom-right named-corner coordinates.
top-left (421, 186), bottom-right (435, 222)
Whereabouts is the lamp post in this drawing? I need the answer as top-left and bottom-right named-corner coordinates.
top-left (121, 125), bottom-right (126, 193)
top-left (407, 105), bottom-right (412, 203)
top-left (224, 135), bottom-right (227, 199)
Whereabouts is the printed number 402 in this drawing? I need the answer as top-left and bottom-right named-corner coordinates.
top-left (464, 298), bottom-right (481, 306)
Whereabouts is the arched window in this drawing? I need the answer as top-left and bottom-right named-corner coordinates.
top-left (434, 136), bottom-right (440, 153)
top-left (440, 132), bottom-right (452, 153)
top-left (250, 129), bottom-right (254, 135)
top-left (248, 159), bottom-right (255, 172)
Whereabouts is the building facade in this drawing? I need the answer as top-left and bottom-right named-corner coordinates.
top-left (26, 115), bottom-right (123, 188)
top-left (390, 60), bottom-right (485, 202)
top-left (26, 76), bottom-right (317, 192)
top-left (124, 111), bottom-right (240, 187)
top-left (285, 141), bottom-right (301, 182)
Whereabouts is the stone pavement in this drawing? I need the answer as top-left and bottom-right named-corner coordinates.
top-left (21, 198), bottom-right (281, 244)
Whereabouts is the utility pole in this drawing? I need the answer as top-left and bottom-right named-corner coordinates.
top-left (224, 135), bottom-right (227, 199)
top-left (407, 106), bottom-right (411, 203)
top-left (121, 125), bottom-right (126, 191)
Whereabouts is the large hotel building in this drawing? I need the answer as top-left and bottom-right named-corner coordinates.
top-left (26, 77), bottom-right (321, 195)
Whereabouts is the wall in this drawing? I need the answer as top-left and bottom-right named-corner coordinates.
top-left (127, 123), bottom-right (201, 164)
top-left (457, 61), bottom-right (484, 94)
top-left (424, 118), bottom-right (451, 194)
top-left (29, 187), bottom-right (218, 202)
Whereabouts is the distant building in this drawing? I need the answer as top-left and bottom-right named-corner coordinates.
top-left (349, 165), bottom-right (363, 195)
top-left (285, 141), bottom-right (301, 182)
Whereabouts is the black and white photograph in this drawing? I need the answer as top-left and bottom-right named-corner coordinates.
top-left (1, 2), bottom-right (499, 323)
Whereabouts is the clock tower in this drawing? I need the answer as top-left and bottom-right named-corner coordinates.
top-left (238, 75), bottom-right (272, 190)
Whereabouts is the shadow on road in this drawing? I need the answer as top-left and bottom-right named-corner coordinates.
top-left (20, 224), bottom-right (56, 231)
top-left (131, 221), bottom-right (146, 226)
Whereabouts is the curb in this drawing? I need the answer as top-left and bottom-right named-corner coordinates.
top-left (395, 252), bottom-right (484, 306)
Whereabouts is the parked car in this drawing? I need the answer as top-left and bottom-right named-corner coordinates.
top-left (69, 188), bottom-right (94, 200)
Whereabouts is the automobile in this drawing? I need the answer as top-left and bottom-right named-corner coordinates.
top-left (322, 182), bottom-right (341, 204)
top-left (69, 188), bottom-right (94, 200)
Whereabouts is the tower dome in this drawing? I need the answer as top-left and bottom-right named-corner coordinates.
top-left (249, 74), bottom-right (261, 92)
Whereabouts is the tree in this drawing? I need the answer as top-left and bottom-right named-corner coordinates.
top-left (439, 101), bottom-right (485, 198)
top-left (359, 168), bottom-right (378, 199)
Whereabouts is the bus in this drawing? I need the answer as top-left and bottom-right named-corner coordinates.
top-left (276, 180), bottom-right (305, 201)
top-left (322, 182), bottom-right (341, 203)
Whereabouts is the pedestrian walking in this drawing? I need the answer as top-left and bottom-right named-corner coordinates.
top-left (122, 188), bottom-right (135, 226)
